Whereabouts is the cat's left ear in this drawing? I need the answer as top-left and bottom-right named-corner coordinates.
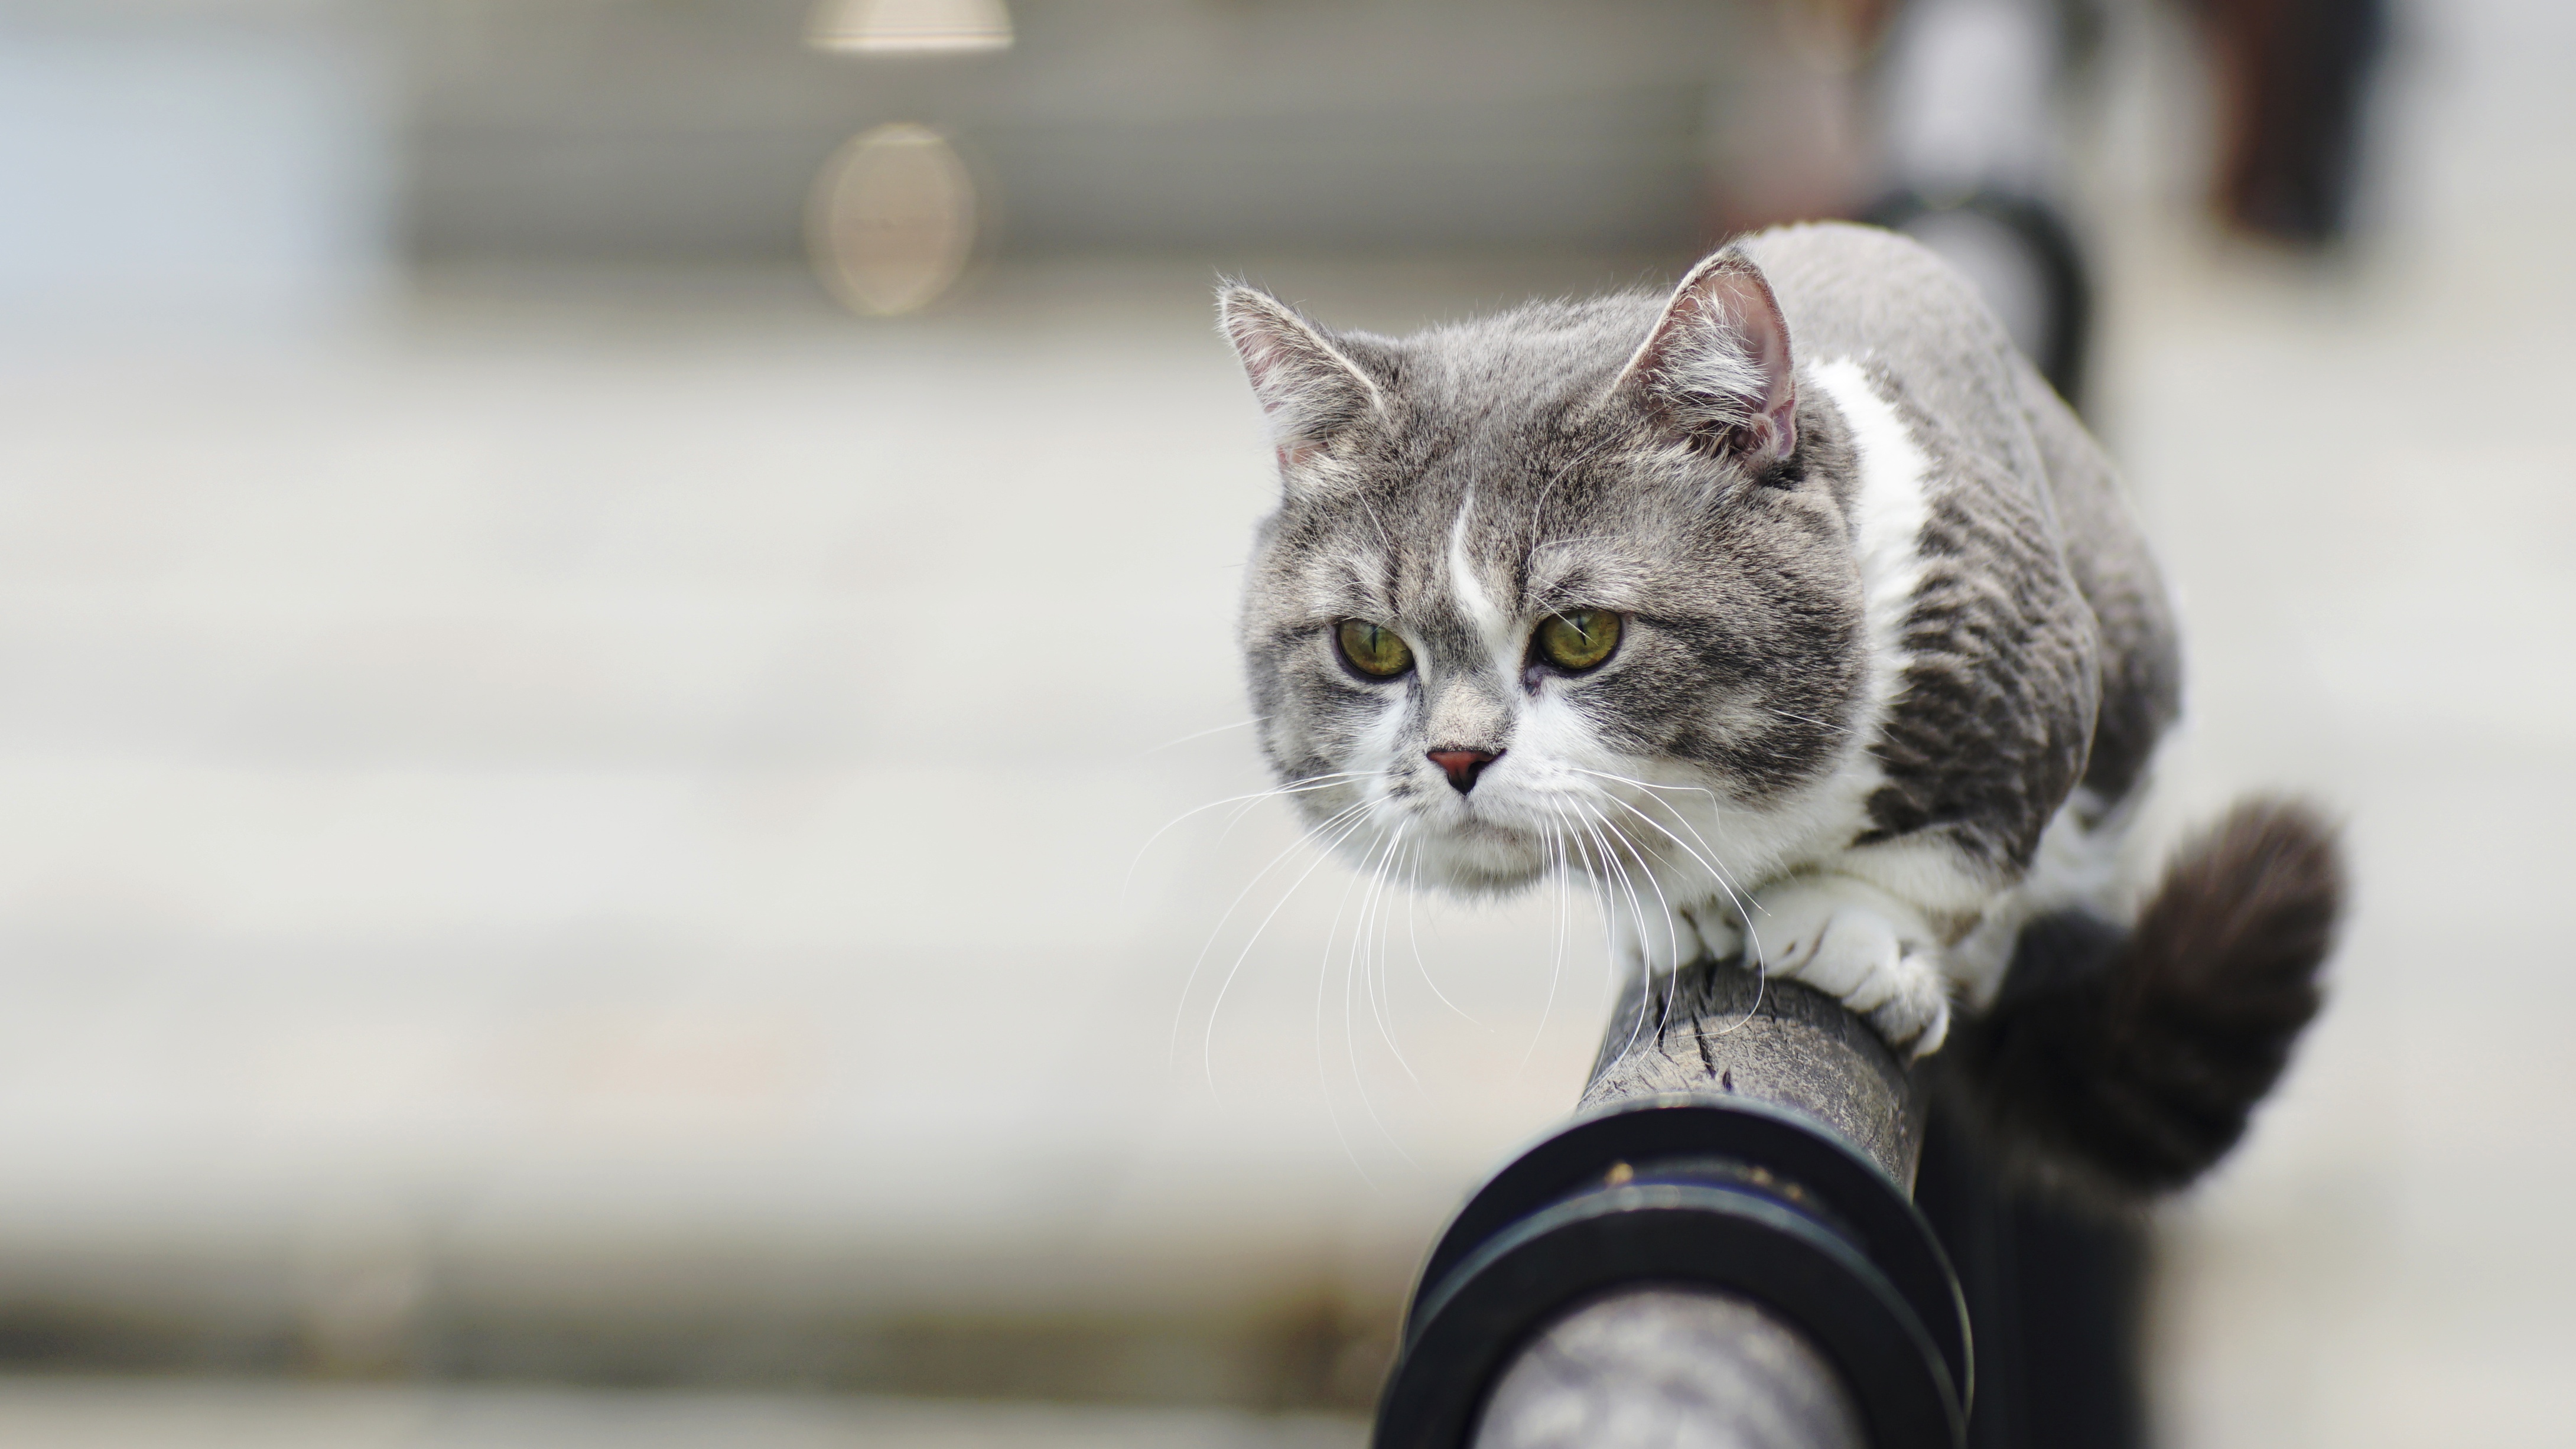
top-left (1218, 285), bottom-right (1386, 476)
top-left (1615, 249), bottom-right (1798, 465)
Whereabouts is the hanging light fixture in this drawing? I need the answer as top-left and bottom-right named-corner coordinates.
top-left (804, 0), bottom-right (1013, 54)
top-left (806, 124), bottom-right (979, 315)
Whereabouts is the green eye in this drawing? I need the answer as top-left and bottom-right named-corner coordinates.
top-left (1335, 620), bottom-right (1414, 678)
top-left (1536, 610), bottom-right (1622, 672)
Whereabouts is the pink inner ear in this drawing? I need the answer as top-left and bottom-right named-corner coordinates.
top-left (1627, 254), bottom-right (1800, 465)
top-left (1220, 288), bottom-right (1381, 458)
top-left (1695, 268), bottom-right (1798, 462)
top-left (1237, 330), bottom-right (1310, 413)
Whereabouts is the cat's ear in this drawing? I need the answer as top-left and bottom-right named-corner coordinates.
top-left (1218, 285), bottom-right (1385, 474)
top-left (1615, 249), bottom-right (1798, 465)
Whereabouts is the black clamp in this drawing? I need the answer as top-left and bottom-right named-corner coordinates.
top-left (1373, 1092), bottom-right (1970, 1449)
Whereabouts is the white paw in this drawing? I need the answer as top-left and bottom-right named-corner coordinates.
top-left (1741, 876), bottom-right (1952, 1056)
top-left (1687, 906), bottom-right (1743, 965)
top-left (1608, 909), bottom-right (1699, 980)
top-left (1607, 900), bottom-right (1751, 983)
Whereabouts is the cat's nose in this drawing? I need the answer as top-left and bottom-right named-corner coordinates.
top-left (1427, 748), bottom-right (1501, 794)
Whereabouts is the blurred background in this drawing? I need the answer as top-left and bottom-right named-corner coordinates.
top-left (0, 0), bottom-right (2569, 1444)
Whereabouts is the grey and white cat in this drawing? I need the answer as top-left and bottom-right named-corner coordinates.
top-left (1221, 223), bottom-right (2339, 1194)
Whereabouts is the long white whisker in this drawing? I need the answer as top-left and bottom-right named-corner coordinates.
top-left (1317, 823), bottom-right (1393, 1082)
top-left (1192, 803), bottom-right (1375, 1083)
top-left (1569, 800), bottom-right (1658, 1066)
top-left (1403, 841), bottom-right (1481, 1027)
top-left (1761, 706), bottom-right (1849, 736)
top-left (1169, 796), bottom-right (1370, 1061)
top-left (1581, 782), bottom-right (1730, 888)
top-left (1127, 772), bottom-right (1371, 903)
top-left (1565, 766), bottom-right (1765, 957)
top-left (1131, 716), bottom-right (1269, 759)
top-left (1355, 827), bottom-right (1419, 1087)
top-left (1571, 780), bottom-right (1774, 1038)
top-left (1307, 823), bottom-right (1385, 1187)
top-left (1563, 764), bottom-right (1746, 818)
top-left (1579, 780), bottom-right (1759, 944)
top-left (1341, 829), bottom-right (1420, 1168)
top-left (1525, 434), bottom-right (1616, 540)
top-left (1582, 802), bottom-right (1689, 1053)
top-left (1709, 945), bottom-right (1768, 1037)
top-left (1515, 800), bottom-right (1579, 1072)
top-left (1208, 774), bottom-right (1366, 843)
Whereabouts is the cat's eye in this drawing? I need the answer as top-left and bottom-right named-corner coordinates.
top-left (1535, 610), bottom-right (1622, 672)
top-left (1336, 620), bottom-right (1414, 679)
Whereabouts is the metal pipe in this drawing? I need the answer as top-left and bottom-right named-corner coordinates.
top-left (1474, 1285), bottom-right (1869, 1449)
top-left (1582, 955), bottom-right (1926, 1184)
top-left (1374, 956), bottom-right (1969, 1449)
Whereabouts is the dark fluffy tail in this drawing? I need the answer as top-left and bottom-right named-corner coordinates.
top-left (1942, 796), bottom-right (2346, 1200)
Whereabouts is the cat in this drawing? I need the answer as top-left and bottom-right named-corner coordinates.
top-left (1218, 222), bottom-right (2341, 1196)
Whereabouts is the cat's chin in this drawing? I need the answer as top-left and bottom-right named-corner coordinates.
top-left (1409, 825), bottom-right (1552, 898)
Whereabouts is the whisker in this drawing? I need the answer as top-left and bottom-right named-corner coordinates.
top-left (1582, 801), bottom-right (1689, 1056)
top-left (1563, 766), bottom-right (1765, 950)
top-left (1307, 825), bottom-right (1383, 1188)
top-left (1515, 800), bottom-right (1580, 1072)
top-left (1580, 780), bottom-right (1761, 948)
top-left (1369, 839), bottom-right (1406, 1069)
top-left (1569, 800), bottom-right (1658, 1067)
top-left (1579, 780), bottom-right (1729, 886)
top-left (1167, 796), bottom-right (1369, 1060)
top-left (1208, 774), bottom-right (1364, 842)
top-left (1525, 434), bottom-right (1616, 542)
top-left (1563, 764), bottom-right (1746, 818)
top-left (1572, 780), bottom-right (1774, 1038)
top-left (1341, 828), bottom-right (1420, 1168)
top-left (1355, 827), bottom-right (1420, 1087)
top-left (1707, 949), bottom-right (1769, 1037)
top-left (1402, 842), bottom-right (1481, 1028)
top-left (1185, 801), bottom-right (1373, 1077)
top-left (1130, 715), bottom-right (1269, 759)
top-left (1127, 771), bottom-right (1370, 903)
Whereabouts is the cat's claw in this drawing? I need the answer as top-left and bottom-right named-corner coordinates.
top-left (1741, 875), bottom-right (1952, 1057)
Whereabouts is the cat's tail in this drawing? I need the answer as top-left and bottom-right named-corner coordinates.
top-left (1941, 796), bottom-right (2345, 1200)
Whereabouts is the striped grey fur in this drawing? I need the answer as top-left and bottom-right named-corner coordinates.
top-left (1219, 223), bottom-right (2183, 1056)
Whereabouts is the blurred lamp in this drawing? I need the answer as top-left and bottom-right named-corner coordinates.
top-left (805, 0), bottom-right (1013, 54)
top-left (808, 125), bottom-right (978, 315)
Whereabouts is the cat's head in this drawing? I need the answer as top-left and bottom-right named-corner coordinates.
top-left (1222, 249), bottom-right (1867, 897)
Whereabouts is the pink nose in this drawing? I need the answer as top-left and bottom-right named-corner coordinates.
top-left (1427, 748), bottom-right (1500, 794)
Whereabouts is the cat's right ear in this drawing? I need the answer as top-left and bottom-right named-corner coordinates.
top-left (1613, 249), bottom-right (1798, 466)
top-left (1218, 285), bottom-right (1385, 478)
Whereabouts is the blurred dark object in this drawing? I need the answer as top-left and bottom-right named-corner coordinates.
top-left (2188, 0), bottom-right (2389, 245)
top-left (1850, 0), bottom-right (2388, 415)
top-left (1858, 0), bottom-right (2096, 409)
top-left (1866, 191), bottom-right (2094, 409)
top-left (1915, 1108), bottom-right (2148, 1449)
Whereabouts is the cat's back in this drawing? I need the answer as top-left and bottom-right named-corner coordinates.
top-left (1741, 223), bottom-right (2045, 487)
top-left (1739, 223), bottom-right (2002, 357)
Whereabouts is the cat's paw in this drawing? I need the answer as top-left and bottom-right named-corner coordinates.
top-left (1687, 907), bottom-right (1744, 965)
top-left (1742, 876), bottom-right (1951, 1056)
